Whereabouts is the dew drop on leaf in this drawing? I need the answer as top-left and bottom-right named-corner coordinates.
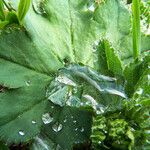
top-left (88, 4), bottom-right (95, 12)
top-left (32, 0), bottom-right (47, 15)
top-left (18, 130), bottom-right (25, 136)
top-left (75, 128), bottom-right (78, 131)
top-left (73, 120), bottom-right (77, 123)
top-left (25, 80), bottom-right (31, 86)
top-left (32, 120), bottom-right (37, 124)
top-left (51, 106), bottom-right (54, 109)
top-left (42, 113), bottom-right (53, 124)
top-left (80, 127), bottom-right (84, 132)
top-left (135, 88), bottom-right (143, 95)
top-left (52, 122), bottom-right (63, 132)
top-left (63, 119), bottom-right (67, 123)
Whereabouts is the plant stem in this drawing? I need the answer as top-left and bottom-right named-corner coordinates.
top-left (132, 0), bottom-right (141, 59)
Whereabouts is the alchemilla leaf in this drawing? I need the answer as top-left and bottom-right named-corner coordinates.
top-left (0, 0), bottom-right (149, 149)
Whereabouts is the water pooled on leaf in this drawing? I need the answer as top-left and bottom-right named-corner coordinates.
top-left (56, 75), bottom-right (76, 86)
top-left (105, 89), bottom-right (127, 98)
top-left (42, 113), bottom-right (53, 124)
top-left (52, 122), bottom-right (63, 132)
top-left (18, 130), bottom-right (25, 136)
top-left (46, 64), bottom-right (127, 112)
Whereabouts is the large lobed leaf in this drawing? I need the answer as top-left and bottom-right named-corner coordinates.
top-left (0, 0), bottom-right (149, 148)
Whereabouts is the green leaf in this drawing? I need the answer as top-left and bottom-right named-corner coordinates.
top-left (124, 55), bottom-right (149, 97)
top-left (91, 115), bottom-right (135, 150)
top-left (0, 28), bottom-right (55, 143)
top-left (0, 57), bottom-right (52, 143)
top-left (0, 0), bottom-right (149, 148)
top-left (41, 103), bottom-right (92, 149)
top-left (132, 0), bottom-right (141, 59)
top-left (11, 0), bottom-right (137, 66)
top-left (17, 0), bottom-right (31, 22)
top-left (94, 40), bottom-right (123, 76)
top-left (0, 0), bottom-right (5, 20)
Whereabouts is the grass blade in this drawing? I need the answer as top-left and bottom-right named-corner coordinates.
top-left (132, 0), bottom-right (141, 59)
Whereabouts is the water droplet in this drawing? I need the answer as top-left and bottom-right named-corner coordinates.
top-left (104, 130), bottom-right (107, 133)
top-left (80, 102), bottom-right (84, 106)
top-left (18, 130), bottom-right (25, 136)
top-left (136, 88), bottom-right (143, 95)
top-left (80, 127), bottom-right (84, 132)
top-left (32, 0), bottom-right (47, 15)
top-left (71, 116), bottom-right (74, 119)
top-left (25, 80), bottom-right (31, 86)
top-left (135, 104), bottom-right (142, 107)
top-left (64, 119), bottom-right (67, 123)
top-left (88, 4), bottom-right (95, 12)
top-left (52, 122), bottom-right (63, 132)
top-left (73, 120), bottom-right (77, 123)
top-left (32, 120), bottom-right (37, 124)
top-left (42, 113), bottom-right (53, 124)
top-left (51, 106), bottom-right (54, 109)
top-left (75, 128), bottom-right (78, 131)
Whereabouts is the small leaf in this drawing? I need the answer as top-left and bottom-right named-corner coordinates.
top-left (17, 0), bottom-right (31, 22)
top-left (95, 40), bottom-right (123, 76)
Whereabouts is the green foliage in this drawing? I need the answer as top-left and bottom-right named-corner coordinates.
top-left (132, 0), bottom-right (141, 59)
top-left (0, 0), bottom-right (31, 28)
top-left (0, 0), bottom-right (149, 149)
top-left (0, 0), bottom-right (5, 20)
top-left (94, 40), bottom-right (123, 76)
top-left (91, 97), bottom-right (150, 150)
top-left (17, 0), bottom-right (31, 23)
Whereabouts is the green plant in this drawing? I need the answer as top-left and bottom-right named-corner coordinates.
top-left (0, 0), bottom-right (149, 149)
top-left (132, 0), bottom-right (141, 59)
